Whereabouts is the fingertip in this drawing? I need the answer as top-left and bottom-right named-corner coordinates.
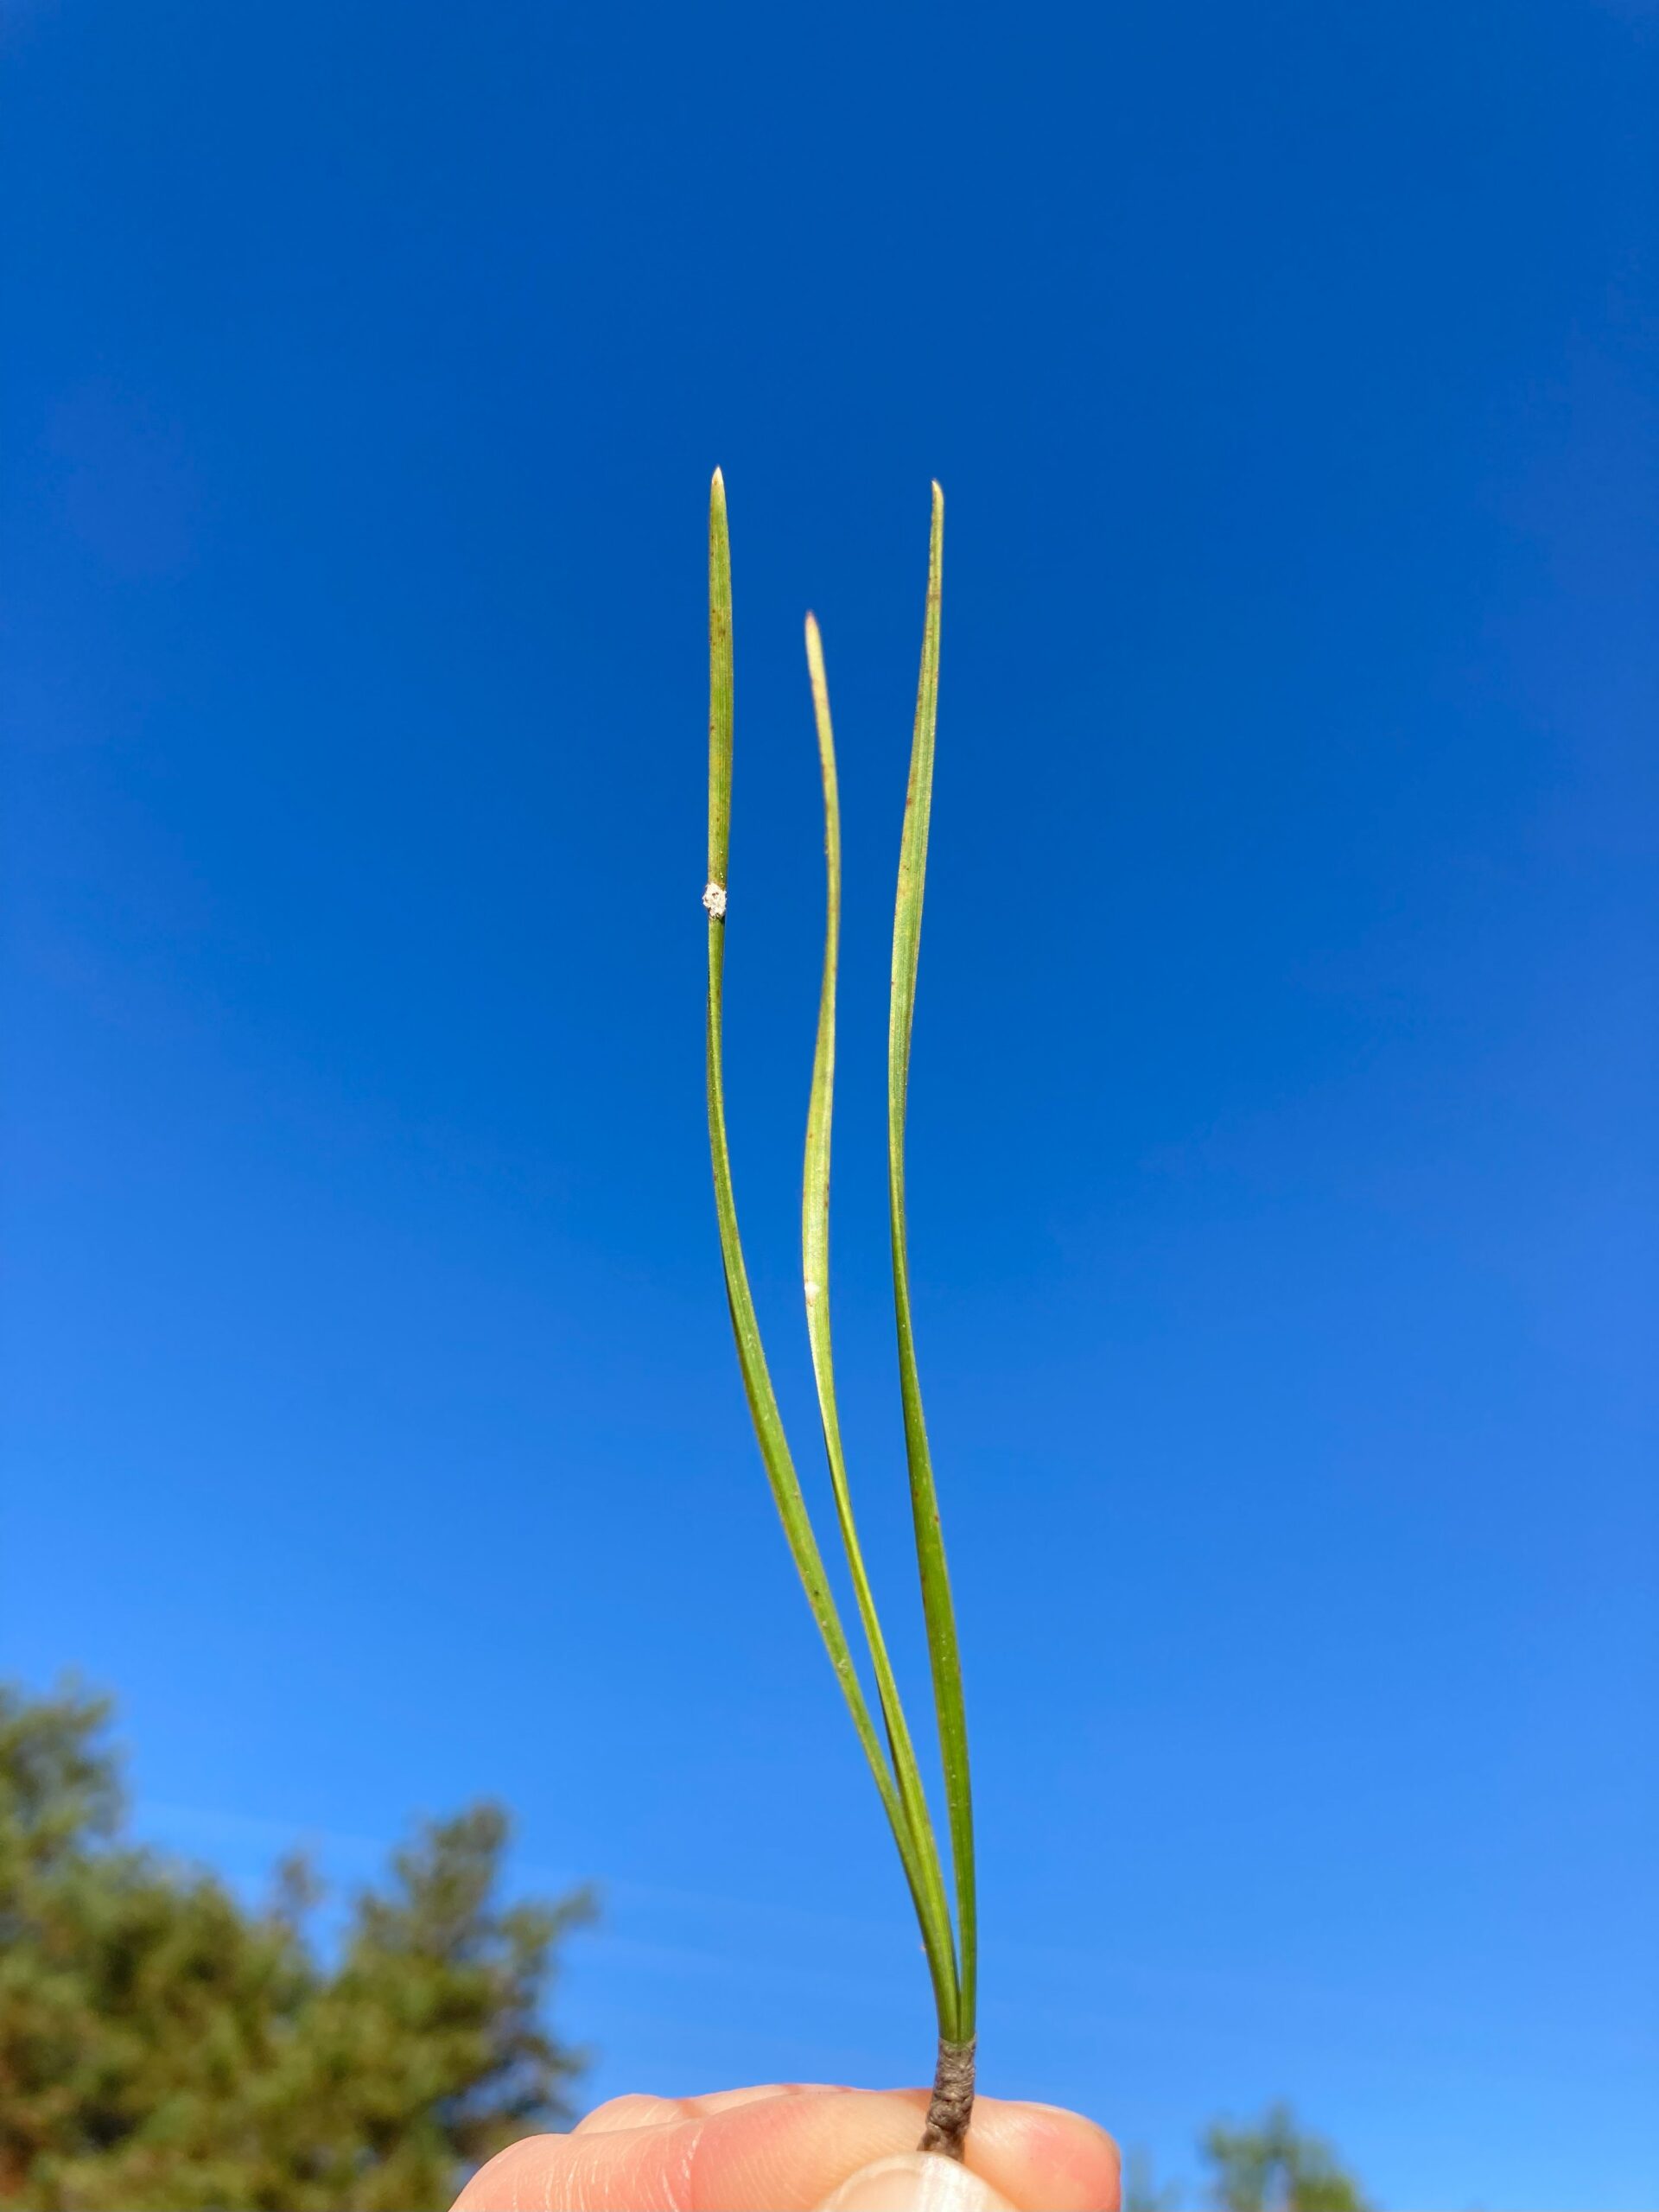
top-left (943, 2094), bottom-right (1118, 2211)
top-left (451, 2133), bottom-right (558, 2209)
top-left (575, 2092), bottom-right (686, 2133)
top-left (990, 2101), bottom-right (1120, 2209)
top-left (1016, 2100), bottom-right (1119, 2158)
top-left (817, 2152), bottom-right (1014, 2212)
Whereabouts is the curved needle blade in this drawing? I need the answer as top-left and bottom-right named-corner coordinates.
top-left (887, 483), bottom-right (977, 2035)
top-left (802, 611), bottom-right (960, 2029)
top-left (702, 470), bottom-right (950, 2018)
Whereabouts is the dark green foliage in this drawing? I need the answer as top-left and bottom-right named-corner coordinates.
top-left (1201, 2102), bottom-right (1372, 2212)
top-left (0, 1682), bottom-right (593, 2211)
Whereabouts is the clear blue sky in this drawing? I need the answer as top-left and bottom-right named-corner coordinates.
top-left (3, 3), bottom-right (1655, 2205)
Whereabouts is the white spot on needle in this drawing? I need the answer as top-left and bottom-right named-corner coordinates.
top-left (702, 880), bottom-right (727, 918)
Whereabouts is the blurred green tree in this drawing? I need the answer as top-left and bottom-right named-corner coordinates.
top-left (1201, 2101), bottom-right (1372, 2212)
top-left (1122, 2102), bottom-right (1373, 2212)
top-left (0, 1681), bottom-right (593, 2210)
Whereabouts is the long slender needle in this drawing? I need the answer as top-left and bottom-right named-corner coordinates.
top-left (802, 610), bottom-right (960, 2028)
top-left (702, 470), bottom-right (953, 2019)
top-left (888, 483), bottom-right (977, 2037)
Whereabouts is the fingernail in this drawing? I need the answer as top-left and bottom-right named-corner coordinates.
top-left (816, 2152), bottom-right (1015, 2212)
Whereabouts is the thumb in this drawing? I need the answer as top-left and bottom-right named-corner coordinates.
top-left (817, 2152), bottom-right (1017, 2212)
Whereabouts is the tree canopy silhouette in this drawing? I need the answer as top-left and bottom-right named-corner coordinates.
top-left (0, 1681), bottom-right (592, 2210)
top-left (1200, 2101), bottom-right (1371, 2212)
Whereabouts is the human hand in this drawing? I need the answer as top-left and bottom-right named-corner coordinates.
top-left (451, 2082), bottom-right (1119, 2211)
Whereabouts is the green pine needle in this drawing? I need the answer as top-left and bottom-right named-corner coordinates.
top-left (887, 484), bottom-right (977, 2036)
top-left (803, 609), bottom-right (961, 2032)
top-left (702, 467), bottom-right (977, 2075)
